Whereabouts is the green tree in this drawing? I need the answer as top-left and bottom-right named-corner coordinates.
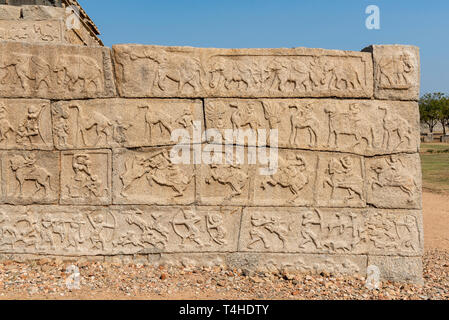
top-left (438, 96), bottom-right (449, 135)
top-left (419, 92), bottom-right (446, 133)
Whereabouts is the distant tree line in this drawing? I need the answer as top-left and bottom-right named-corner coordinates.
top-left (419, 92), bottom-right (449, 135)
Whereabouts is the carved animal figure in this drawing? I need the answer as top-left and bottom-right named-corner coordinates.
top-left (34, 23), bottom-right (59, 42)
top-left (324, 62), bottom-right (362, 90)
top-left (261, 155), bottom-right (309, 204)
top-left (148, 51), bottom-right (204, 93)
top-left (379, 107), bottom-right (412, 150)
top-left (54, 55), bottom-right (103, 93)
top-left (229, 102), bottom-right (261, 132)
top-left (377, 54), bottom-right (413, 88)
top-left (120, 156), bottom-right (149, 197)
top-left (289, 104), bottom-right (319, 147)
top-left (139, 105), bottom-right (173, 143)
top-left (9, 155), bottom-right (52, 198)
top-left (268, 59), bottom-right (325, 92)
top-left (324, 157), bottom-right (364, 203)
top-left (370, 156), bottom-right (417, 198)
top-left (206, 164), bottom-right (248, 200)
top-left (325, 104), bottom-right (374, 150)
top-left (209, 58), bottom-right (258, 91)
top-left (69, 105), bottom-right (113, 147)
top-left (0, 54), bottom-right (51, 91)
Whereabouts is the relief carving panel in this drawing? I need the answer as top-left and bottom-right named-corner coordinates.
top-left (366, 45), bottom-right (420, 101)
top-left (113, 147), bottom-right (195, 205)
top-left (204, 99), bottom-right (420, 155)
top-left (61, 150), bottom-right (112, 205)
top-left (239, 208), bottom-right (423, 257)
top-left (0, 99), bottom-right (53, 150)
top-left (366, 154), bottom-right (422, 209)
top-left (0, 42), bottom-right (116, 99)
top-left (52, 99), bottom-right (203, 149)
top-left (0, 206), bottom-right (241, 255)
top-left (112, 45), bottom-right (373, 98)
top-left (1, 151), bottom-right (59, 205)
top-left (0, 20), bottom-right (64, 43)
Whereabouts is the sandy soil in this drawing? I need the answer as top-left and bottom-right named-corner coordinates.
top-left (423, 191), bottom-right (449, 250)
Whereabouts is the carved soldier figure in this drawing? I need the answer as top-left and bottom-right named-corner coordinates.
top-left (206, 213), bottom-right (227, 245)
top-left (172, 209), bottom-right (203, 247)
top-left (65, 215), bottom-right (85, 251)
top-left (16, 105), bottom-right (45, 147)
top-left (298, 210), bottom-right (322, 249)
top-left (113, 116), bottom-right (132, 145)
top-left (247, 213), bottom-right (272, 249)
top-left (87, 212), bottom-right (116, 251)
top-left (0, 105), bottom-right (14, 143)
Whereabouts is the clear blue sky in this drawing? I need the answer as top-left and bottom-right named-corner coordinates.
top-left (78, 0), bottom-right (449, 95)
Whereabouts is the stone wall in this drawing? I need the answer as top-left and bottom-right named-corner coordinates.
top-left (0, 41), bottom-right (423, 284)
top-left (0, 2), bottom-right (102, 46)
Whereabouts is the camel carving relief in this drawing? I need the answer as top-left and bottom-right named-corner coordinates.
top-left (0, 43), bottom-right (422, 283)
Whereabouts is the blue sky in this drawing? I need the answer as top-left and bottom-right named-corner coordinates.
top-left (78, 0), bottom-right (449, 95)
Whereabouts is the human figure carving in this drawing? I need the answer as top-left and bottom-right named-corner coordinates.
top-left (16, 105), bottom-right (46, 148)
top-left (260, 154), bottom-right (310, 204)
top-left (172, 209), bottom-right (203, 246)
top-left (206, 213), bottom-right (227, 245)
top-left (289, 104), bottom-right (319, 147)
top-left (67, 154), bottom-right (104, 199)
top-left (0, 105), bottom-right (14, 143)
top-left (87, 212), bottom-right (116, 251)
top-left (325, 103), bottom-right (374, 150)
top-left (298, 209), bottom-right (323, 249)
top-left (9, 154), bottom-right (53, 199)
top-left (379, 107), bottom-right (412, 150)
top-left (370, 155), bottom-right (417, 198)
top-left (206, 163), bottom-right (249, 200)
top-left (323, 156), bottom-right (364, 203)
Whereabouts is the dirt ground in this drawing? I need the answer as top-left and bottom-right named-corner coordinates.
top-left (0, 191), bottom-right (447, 300)
top-left (423, 191), bottom-right (449, 250)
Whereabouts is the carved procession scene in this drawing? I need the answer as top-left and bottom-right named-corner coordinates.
top-left (113, 45), bottom-right (373, 98)
top-left (204, 99), bottom-right (420, 155)
top-left (240, 208), bottom-right (423, 257)
top-left (0, 42), bottom-right (115, 99)
top-left (0, 206), bottom-right (240, 255)
top-left (52, 99), bottom-right (203, 149)
top-left (0, 37), bottom-right (423, 282)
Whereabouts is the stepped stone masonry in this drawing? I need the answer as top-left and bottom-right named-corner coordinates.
top-left (0, 38), bottom-right (422, 283)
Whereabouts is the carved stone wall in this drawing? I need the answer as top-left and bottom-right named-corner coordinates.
top-left (0, 2), bottom-right (102, 46)
top-left (0, 41), bottom-right (423, 284)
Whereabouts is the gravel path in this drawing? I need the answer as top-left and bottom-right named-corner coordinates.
top-left (0, 249), bottom-right (447, 300)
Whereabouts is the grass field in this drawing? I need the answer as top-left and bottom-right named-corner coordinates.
top-left (421, 143), bottom-right (449, 194)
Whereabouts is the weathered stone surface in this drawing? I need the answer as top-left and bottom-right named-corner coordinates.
top-left (60, 149), bottom-right (112, 205)
top-left (205, 99), bottom-right (420, 156)
top-left (367, 256), bottom-right (423, 285)
top-left (0, 20), bottom-right (64, 43)
top-left (196, 145), bottom-right (255, 206)
top-left (0, 99), bottom-right (53, 150)
top-left (253, 150), bottom-right (318, 206)
top-left (1, 151), bottom-right (59, 204)
top-left (112, 45), bottom-right (373, 98)
top-left (52, 99), bottom-right (204, 150)
top-left (365, 153), bottom-right (422, 209)
top-left (0, 205), bottom-right (240, 255)
top-left (315, 153), bottom-right (366, 208)
top-left (21, 4), bottom-right (64, 20)
top-left (112, 147), bottom-right (195, 205)
top-left (239, 208), bottom-right (423, 257)
top-left (0, 42), bottom-right (116, 99)
top-left (366, 45), bottom-right (420, 101)
top-left (0, 4), bottom-right (21, 19)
